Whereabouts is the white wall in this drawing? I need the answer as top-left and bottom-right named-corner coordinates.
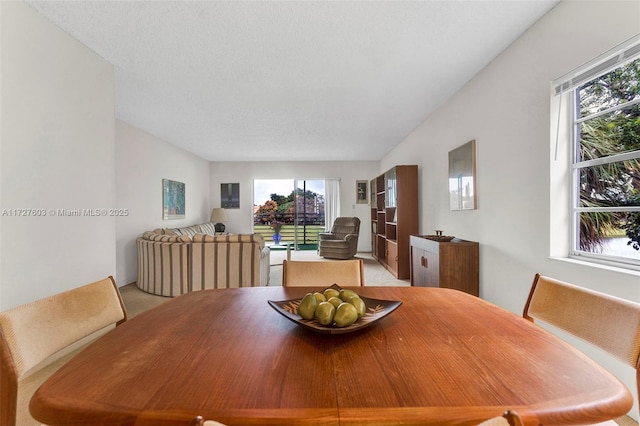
top-left (209, 161), bottom-right (378, 251)
top-left (0, 2), bottom-right (116, 310)
top-left (383, 0), bottom-right (640, 418)
top-left (115, 120), bottom-right (211, 285)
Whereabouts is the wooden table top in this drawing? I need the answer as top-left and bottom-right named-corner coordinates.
top-left (30, 286), bottom-right (632, 426)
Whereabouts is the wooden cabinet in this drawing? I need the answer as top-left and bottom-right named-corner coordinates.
top-left (370, 165), bottom-right (418, 279)
top-left (386, 240), bottom-right (398, 276)
top-left (410, 235), bottom-right (479, 296)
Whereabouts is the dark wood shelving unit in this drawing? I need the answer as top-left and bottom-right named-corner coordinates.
top-left (370, 165), bottom-right (418, 279)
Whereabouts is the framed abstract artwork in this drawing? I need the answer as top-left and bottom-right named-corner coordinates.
top-left (448, 140), bottom-right (477, 210)
top-left (221, 183), bottom-right (240, 208)
top-left (163, 179), bottom-right (185, 220)
top-left (356, 180), bottom-right (368, 204)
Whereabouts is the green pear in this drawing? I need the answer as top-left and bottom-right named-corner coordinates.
top-left (314, 302), bottom-right (336, 326)
top-left (333, 302), bottom-right (358, 327)
top-left (298, 293), bottom-right (317, 320)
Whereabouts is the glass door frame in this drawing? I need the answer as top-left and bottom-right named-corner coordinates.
top-left (293, 180), bottom-right (325, 250)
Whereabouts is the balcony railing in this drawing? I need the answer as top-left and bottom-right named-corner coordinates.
top-left (254, 225), bottom-right (324, 247)
top-left (254, 212), bottom-right (324, 226)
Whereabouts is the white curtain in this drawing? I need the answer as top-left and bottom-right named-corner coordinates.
top-left (324, 178), bottom-right (340, 231)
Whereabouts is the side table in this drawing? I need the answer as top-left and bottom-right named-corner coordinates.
top-left (267, 241), bottom-right (292, 261)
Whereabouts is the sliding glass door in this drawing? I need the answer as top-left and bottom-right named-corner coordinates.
top-left (292, 180), bottom-right (325, 249)
top-left (253, 179), bottom-right (325, 250)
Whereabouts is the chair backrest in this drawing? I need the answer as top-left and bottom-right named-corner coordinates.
top-left (523, 273), bottom-right (640, 400)
top-left (477, 410), bottom-right (523, 426)
top-left (282, 259), bottom-right (364, 287)
top-left (0, 276), bottom-right (127, 426)
top-left (330, 217), bottom-right (360, 238)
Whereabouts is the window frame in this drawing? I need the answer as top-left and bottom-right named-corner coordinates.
top-left (566, 49), bottom-right (640, 270)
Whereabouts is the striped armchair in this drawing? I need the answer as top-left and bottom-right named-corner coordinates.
top-left (136, 230), bottom-right (270, 297)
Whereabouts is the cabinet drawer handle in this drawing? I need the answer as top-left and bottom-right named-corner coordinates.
top-left (420, 256), bottom-right (428, 268)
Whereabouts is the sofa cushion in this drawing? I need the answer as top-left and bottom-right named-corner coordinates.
top-left (198, 222), bottom-right (217, 235)
top-left (192, 233), bottom-right (264, 245)
top-left (169, 225), bottom-right (201, 237)
top-left (143, 231), bottom-right (191, 243)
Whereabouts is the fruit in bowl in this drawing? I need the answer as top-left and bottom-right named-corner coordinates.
top-left (298, 288), bottom-right (368, 327)
top-left (268, 285), bottom-right (403, 335)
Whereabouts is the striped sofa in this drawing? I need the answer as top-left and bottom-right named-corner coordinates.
top-left (136, 224), bottom-right (270, 296)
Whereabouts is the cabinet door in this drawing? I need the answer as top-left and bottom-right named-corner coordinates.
top-left (411, 247), bottom-right (428, 287)
top-left (439, 244), bottom-right (479, 296)
top-left (423, 249), bottom-right (440, 288)
top-left (386, 240), bottom-right (398, 276)
top-left (410, 246), bottom-right (440, 287)
top-left (376, 235), bottom-right (386, 262)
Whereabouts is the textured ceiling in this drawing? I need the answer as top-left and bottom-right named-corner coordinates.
top-left (26, 0), bottom-right (558, 162)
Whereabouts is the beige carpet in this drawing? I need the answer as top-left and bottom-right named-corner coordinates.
top-left (618, 417), bottom-right (639, 426)
top-left (119, 282), bottom-right (169, 318)
top-left (268, 249), bottom-right (410, 287)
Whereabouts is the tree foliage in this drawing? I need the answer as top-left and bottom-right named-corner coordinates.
top-left (256, 199), bottom-right (278, 214)
top-left (255, 189), bottom-right (324, 224)
top-left (578, 58), bottom-right (640, 251)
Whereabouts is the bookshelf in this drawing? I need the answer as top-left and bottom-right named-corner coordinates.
top-left (370, 165), bottom-right (418, 279)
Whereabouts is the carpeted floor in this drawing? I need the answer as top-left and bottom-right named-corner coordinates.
top-left (268, 249), bottom-right (410, 287)
top-left (618, 416), bottom-right (639, 426)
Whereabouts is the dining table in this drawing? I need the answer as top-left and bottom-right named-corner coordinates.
top-left (29, 286), bottom-right (633, 426)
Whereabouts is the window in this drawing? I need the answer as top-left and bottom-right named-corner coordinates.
top-left (554, 35), bottom-right (640, 269)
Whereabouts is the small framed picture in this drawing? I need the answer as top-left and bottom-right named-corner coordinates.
top-left (221, 183), bottom-right (240, 208)
top-left (356, 180), bottom-right (368, 204)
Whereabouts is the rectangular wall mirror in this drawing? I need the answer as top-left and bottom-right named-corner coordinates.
top-left (448, 139), bottom-right (477, 210)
